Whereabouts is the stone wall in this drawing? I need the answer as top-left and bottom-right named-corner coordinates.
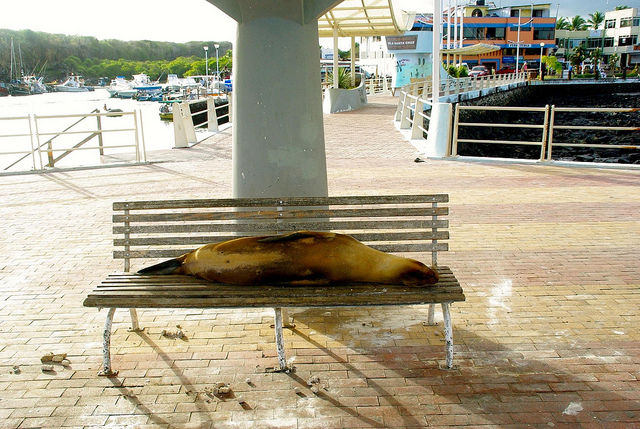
top-left (453, 82), bottom-right (640, 163)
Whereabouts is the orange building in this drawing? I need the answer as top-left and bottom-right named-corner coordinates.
top-left (415, 1), bottom-right (557, 72)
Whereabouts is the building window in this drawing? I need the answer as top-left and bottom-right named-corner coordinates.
top-left (604, 37), bottom-right (614, 47)
top-left (510, 9), bottom-right (520, 17)
top-left (486, 27), bottom-right (505, 39)
top-left (463, 27), bottom-right (485, 40)
top-left (534, 29), bottom-right (554, 40)
top-left (605, 19), bottom-right (616, 29)
top-left (532, 9), bottom-right (544, 17)
top-left (587, 38), bottom-right (603, 48)
top-left (472, 9), bottom-right (483, 17)
top-left (621, 18), bottom-right (632, 27)
top-left (568, 39), bottom-right (586, 49)
top-left (619, 35), bottom-right (638, 46)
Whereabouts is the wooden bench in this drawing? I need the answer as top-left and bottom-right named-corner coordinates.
top-left (83, 194), bottom-right (464, 376)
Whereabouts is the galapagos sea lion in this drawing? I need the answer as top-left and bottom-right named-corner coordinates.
top-left (137, 231), bottom-right (439, 287)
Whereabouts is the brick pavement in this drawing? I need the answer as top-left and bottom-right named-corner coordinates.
top-left (0, 95), bottom-right (639, 428)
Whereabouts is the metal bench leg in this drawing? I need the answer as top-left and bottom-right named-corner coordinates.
top-left (427, 304), bottom-right (436, 325)
top-left (280, 308), bottom-right (294, 328)
top-left (99, 308), bottom-right (119, 376)
top-left (127, 308), bottom-right (143, 332)
top-left (441, 302), bottom-right (455, 369)
top-left (273, 307), bottom-right (288, 371)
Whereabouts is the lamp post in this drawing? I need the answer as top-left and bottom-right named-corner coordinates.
top-left (204, 46), bottom-right (209, 77)
top-left (214, 43), bottom-right (220, 80)
top-left (539, 42), bottom-right (545, 78)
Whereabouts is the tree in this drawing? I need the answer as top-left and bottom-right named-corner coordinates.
top-left (570, 43), bottom-right (587, 69)
top-left (568, 16), bottom-right (587, 31)
top-left (590, 47), bottom-right (603, 78)
top-left (588, 11), bottom-right (605, 30)
top-left (615, 5), bottom-right (630, 10)
top-left (556, 17), bottom-right (570, 30)
top-left (542, 55), bottom-right (562, 75)
top-left (608, 52), bottom-right (620, 70)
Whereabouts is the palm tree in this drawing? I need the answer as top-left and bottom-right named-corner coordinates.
top-left (571, 43), bottom-right (588, 68)
top-left (556, 17), bottom-right (570, 30)
top-left (588, 11), bottom-right (605, 30)
top-left (569, 15), bottom-right (587, 31)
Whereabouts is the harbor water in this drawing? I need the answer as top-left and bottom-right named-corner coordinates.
top-left (0, 89), bottom-right (177, 172)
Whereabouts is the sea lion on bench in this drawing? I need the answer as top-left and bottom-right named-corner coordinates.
top-left (137, 231), bottom-right (439, 287)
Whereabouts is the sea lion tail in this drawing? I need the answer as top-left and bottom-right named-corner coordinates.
top-left (137, 258), bottom-right (183, 275)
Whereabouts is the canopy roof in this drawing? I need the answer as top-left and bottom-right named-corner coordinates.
top-left (318, 0), bottom-right (416, 37)
top-left (442, 43), bottom-right (501, 55)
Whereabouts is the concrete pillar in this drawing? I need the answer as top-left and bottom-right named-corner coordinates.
top-left (207, 0), bottom-right (340, 198)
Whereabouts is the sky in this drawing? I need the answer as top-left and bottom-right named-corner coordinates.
top-left (0, 0), bottom-right (636, 45)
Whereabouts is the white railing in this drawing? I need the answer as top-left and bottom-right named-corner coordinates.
top-left (451, 104), bottom-right (640, 162)
top-left (172, 97), bottom-right (231, 148)
top-left (0, 115), bottom-right (36, 171)
top-left (395, 73), bottom-right (529, 141)
top-left (1, 110), bottom-right (145, 172)
top-left (364, 76), bottom-right (393, 95)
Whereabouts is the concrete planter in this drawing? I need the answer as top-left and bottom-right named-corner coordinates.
top-left (323, 78), bottom-right (368, 114)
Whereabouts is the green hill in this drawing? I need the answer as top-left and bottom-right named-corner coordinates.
top-left (0, 29), bottom-right (232, 83)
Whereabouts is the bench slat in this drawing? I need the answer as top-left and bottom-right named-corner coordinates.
top-left (113, 194), bottom-right (449, 211)
top-left (114, 242), bottom-right (449, 260)
top-left (113, 231), bottom-right (450, 248)
top-left (96, 269), bottom-right (460, 288)
top-left (113, 219), bottom-right (449, 235)
top-left (112, 207), bottom-right (449, 223)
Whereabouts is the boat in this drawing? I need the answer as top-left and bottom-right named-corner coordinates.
top-left (8, 80), bottom-right (31, 96)
top-left (158, 101), bottom-right (176, 120)
top-left (8, 38), bottom-right (32, 96)
top-left (107, 76), bottom-right (132, 97)
top-left (55, 75), bottom-right (94, 92)
top-left (21, 75), bottom-right (48, 94)
top-left (131, 73), bottom-right (162, 91)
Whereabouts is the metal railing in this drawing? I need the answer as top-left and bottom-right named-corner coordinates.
top-left (1, 110), bottom-right (145, 172)
top-left (172, 97), bottom-right (231, 148)
top-left (364, 76), bottom-right (393, 95)
top-left (451, 105), bottom-right (640, 162)
top-left (547, 106), bottom-right (640, 161)
top-left (395, 72), bottom-right (529, 142)
top-left (452, 105), bottom-right (551, 160)
top-left (0, 115), bottom-right (36, 170)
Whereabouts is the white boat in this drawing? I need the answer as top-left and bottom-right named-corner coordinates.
top-left (131, 73), bottom-right (162, 91)
top-left (55, 75), bottom-right (94, 92)
top-left (107, 76), bottom-right (132, 97)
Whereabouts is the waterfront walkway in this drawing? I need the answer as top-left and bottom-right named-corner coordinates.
top-left (1, 95), bottom-right (639, 428)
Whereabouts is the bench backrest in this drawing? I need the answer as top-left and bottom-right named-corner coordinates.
top-left (113, 194), bottom-right (449, 273)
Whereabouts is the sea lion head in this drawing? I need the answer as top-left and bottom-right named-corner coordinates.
top-left (399, 260), bottom-right (439, 287)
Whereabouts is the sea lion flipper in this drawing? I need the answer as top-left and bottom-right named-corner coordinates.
top-left (137, 258), bottom-right (183, 275)
top-left (256, 231), bottom-right (324, 244)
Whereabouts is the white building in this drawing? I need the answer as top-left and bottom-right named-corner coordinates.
top-left (604, 7), bottom-right (640, 67)
top-left (556, 7), bottom-right (639, 68)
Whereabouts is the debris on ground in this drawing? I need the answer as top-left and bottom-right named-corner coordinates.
top-left (40, 352), bottom-right (68, 364)
top-left (161, 325), bottom-right (186, 339)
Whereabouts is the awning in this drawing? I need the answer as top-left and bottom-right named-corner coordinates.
top-left (441, 43), bottom-right (501, 55)
top-left (318, 0), bottom-right (416, 37)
